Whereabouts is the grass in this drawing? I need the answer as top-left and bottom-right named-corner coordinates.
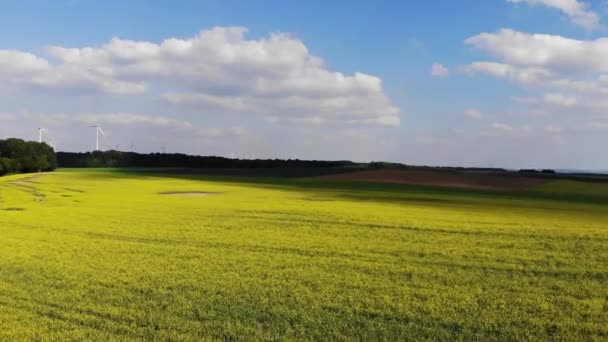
top-left (0, 168), bottom-right (607, 340)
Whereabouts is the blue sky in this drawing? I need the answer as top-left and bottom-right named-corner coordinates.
top-left (2, 0), bottom-right (608, 169)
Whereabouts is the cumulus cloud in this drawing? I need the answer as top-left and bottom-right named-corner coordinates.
top-left (481, 123), bottom-right (541, 139)
top-left (0, 113), bottom-right (17, 121)
top-left (12, 111), bottom-right (193, 131)
top-left (0, 27), bottom-right (399, 127)
top-left (412, 136), bottom-right (451, 145)
top-left (163, 89), bottom-right (400, 126)
top-left (542, 93), bottom-right (578, 107)
top-left (586, 121), bottom-right (608, 129)
top-left (459, 61), bottom-right (552, 85)
top-left (465, 109), bottom-right (484, 120)
top-left (507, 0), bottom-right (601, 30)
top-left (544, 124), bottom-right (563, 133)
top-left (74, 113), bottom-right (193, 130)
top-left (0, 50), bottom-right (146, 94)
top-left (431, 63), bottom-right (449, 77)
top-left (462, 28), bottom-right (608, 127)
top-left (197, 126), bottom-right (246, 139)
top-left (464, 29), bottom-right (608, 73)
top-left (492, 122), bottom-right (514, 131)
top-left (0, 50), bottom-right (49, 75)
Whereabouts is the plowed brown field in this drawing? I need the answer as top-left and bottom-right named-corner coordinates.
top-left (319, 169), bottom-right (547, 191)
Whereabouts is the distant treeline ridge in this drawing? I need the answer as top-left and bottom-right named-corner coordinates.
top-left (56, 151), bottom-right (358, 168)
top-left (0, 138), bottom-right (57, 176)
top-left (56, 151), bottom-right (567, 174)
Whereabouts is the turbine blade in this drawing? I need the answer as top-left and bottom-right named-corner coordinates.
top-left (98, 127), bottom-right (105, 135)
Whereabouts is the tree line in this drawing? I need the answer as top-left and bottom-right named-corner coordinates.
top-left (56, 151), bottom-right (358, 169)
top-left (56, 151), bottom-right (561, 175)
top-left (0, 138), bottom-right (57, 176)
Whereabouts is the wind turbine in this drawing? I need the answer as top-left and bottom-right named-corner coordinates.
top-left (129, 141), bottom-right (136, 152)
top-left (91, 125), bottom-right (105, 151)
top-left (38, 128), bottom-right (47, 143)
top-left (160, 144), bottom-right (167, 154)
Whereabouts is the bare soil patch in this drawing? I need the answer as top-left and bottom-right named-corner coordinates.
top-left (318, 169), bottom-right (546, 191)
top-left (159, 191), bottom-right (220, 197)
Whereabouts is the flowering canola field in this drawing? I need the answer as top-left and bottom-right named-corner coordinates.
top-left (0, 169), bottom-right (607, 340)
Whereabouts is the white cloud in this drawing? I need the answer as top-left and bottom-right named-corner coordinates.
top-left (465, 29), bottom-right (608, 72)
top-left (542, 93), bottom-right (578, 107)
top-left (586, 121), bottom-right (608, 129)
top-left (481, 123), bottom-right (540, 139)
top-left (163, 90), bottom-right (400, 126)
top-left (431, 63), bottom-right (449, 77)
top-left (462, 61), bottom-right (608, 95)
top-left (465, 109), bottom-right (484, 120)
top-left (460, 62), bottom-right (552, 85)
top-left (74, 113), bottom-right (193, 130)
top-left (0, 27), bottom-right (400, 127)
top-left (492, 122), bottom-right (514, 131)
top-left (507, 0), bottom-right (601, 30)
top-left (412, 136), bottom-right (451, 145)
top-left (511, 92), bottom-right (581, 111)
top-left (162, 93), bottom-right (250, 113)
top-left (0, 113), bottom-right (16, 121)
top-left (0, 50), bottom-right (50, 75)
top-left (197, 126), bottom-right (245, 139)
top-left (462, 28), bottom-right (608, 127)
top-left (0, 27), bottom-right (400, 125)
top-left (0, 50), bottom-right (146, 95)
top-left (548, 77), bottom-right (608, 94)
top-left (15, 111), bottom-right (193, 130)
top-left (544, 124), bottom-right (563, 133)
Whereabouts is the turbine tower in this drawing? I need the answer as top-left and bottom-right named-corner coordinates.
top-left (91, 125), bottom-right (105, 151)
top-left (38, 128), bottom-right (47, 143)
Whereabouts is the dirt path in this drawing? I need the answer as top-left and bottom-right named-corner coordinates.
top-left (3, 173), bottom-right (52, 202)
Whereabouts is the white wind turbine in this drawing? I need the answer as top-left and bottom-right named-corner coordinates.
top-left (38, 128), bottom-right (47, 143)
top-left (91, 125), bottom-right (105, 151)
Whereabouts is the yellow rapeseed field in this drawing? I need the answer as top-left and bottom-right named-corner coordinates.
top-left (1, 169), bottom-right (607, 340)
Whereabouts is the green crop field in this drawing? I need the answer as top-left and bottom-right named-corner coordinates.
top-left (1, 169), bottom-right (607, 340)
